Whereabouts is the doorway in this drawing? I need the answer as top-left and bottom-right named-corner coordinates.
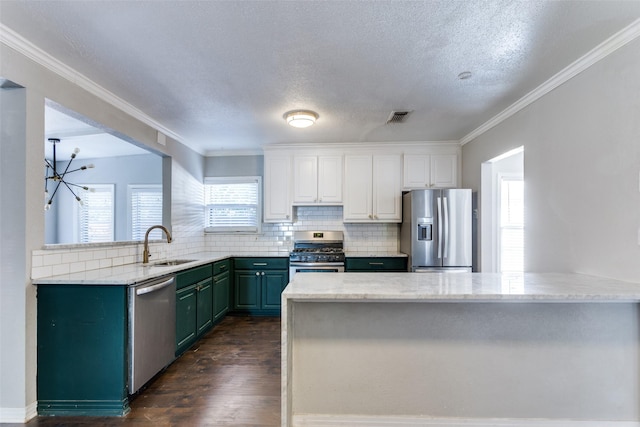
top-left (480, 147), bottom-right (524, 273)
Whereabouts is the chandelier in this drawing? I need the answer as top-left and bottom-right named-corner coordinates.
top-left (44, 138), bottom-right (95, 211)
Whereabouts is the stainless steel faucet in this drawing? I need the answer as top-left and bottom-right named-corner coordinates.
top-left (143, 225), bottom-right (173, 264)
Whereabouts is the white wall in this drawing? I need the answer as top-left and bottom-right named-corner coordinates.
top-left (463, 37), bottom-right (640, 282)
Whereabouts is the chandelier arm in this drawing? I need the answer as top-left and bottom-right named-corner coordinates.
top-left (60, 180), bottom-right (82, 202)
top-left (58, 157), bottom-right (76, 180)
top-left (65, 166), bottom-right (89, 174)
top-left (65, 182), bottom-right (89, 190)
top-left (46, 180), bottom-right (64, 204)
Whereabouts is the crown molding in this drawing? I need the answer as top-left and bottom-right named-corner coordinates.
top-left (459, 18), bottom-right (640, 146)
top-left (0, 24), bottom-right (185, 145)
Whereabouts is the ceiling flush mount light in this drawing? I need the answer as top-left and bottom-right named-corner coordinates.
top-left (458, 71), bottom-right (473, 80)
top-left (284, 110), bottom-right (318, 128)
top-left (44, 138), bottom-right (95, 211)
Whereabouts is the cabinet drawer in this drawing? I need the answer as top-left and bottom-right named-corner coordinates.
top-left (213, 259), bottom-right (231, 276)
top-left (234, 257), bottom-right (288, 270)
top-left (345, 257), bottom-right (407, 272)
top-left (176, 264), bottom-right (213, 289)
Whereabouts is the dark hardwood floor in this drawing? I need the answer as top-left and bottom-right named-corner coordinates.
top-left (12, 316), bottom-right (281, 427)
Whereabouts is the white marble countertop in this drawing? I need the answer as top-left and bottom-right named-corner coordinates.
top-left (32, 252), bottom-right (288, 285)
top-left (282, 272), bottom-right (640, 302)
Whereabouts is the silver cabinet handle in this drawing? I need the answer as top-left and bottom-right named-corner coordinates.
top-left (261, 272), bottom-right (265, 276)
top-left (253, 263), bottom-right (267, 266)
top-left (255, 272), bottom-right (260, 276)
top-left (369, 262), bottom-right (384, 265)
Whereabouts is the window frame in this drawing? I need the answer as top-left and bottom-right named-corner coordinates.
top-left (497, 174), bottom-right (524, 273)
top-left (75, 184), bottom-right (115, 244)
top-left (128, 184), bottom-right (163, 241)
top-left (204, 176), bottom-right (262, 234)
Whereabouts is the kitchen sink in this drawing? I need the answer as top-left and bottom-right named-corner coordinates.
top-left (151, 259), bottom-right (196, 267)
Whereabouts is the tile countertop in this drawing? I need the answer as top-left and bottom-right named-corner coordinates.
top-left (283, 272), bottom-right (640, 302)
top-left (32, 252), bottom-right (288, 286)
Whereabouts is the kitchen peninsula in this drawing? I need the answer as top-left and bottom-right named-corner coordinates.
top-left (282, 272), bottom-right (640, 427)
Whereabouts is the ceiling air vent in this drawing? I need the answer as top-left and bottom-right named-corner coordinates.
top-left (386, 110), bottom-right (412, 124)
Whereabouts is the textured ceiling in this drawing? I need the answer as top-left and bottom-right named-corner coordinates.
top-left (2, 1), bottom-right (640, 154)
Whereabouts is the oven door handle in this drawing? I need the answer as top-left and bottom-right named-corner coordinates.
top-left (289, 262), bottom-right (345, 267)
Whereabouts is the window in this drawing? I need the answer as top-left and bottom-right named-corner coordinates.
top-left (77, 184), bottom-right (114, 243)
top-left (129, 185), bottom-right (163, 240)
top-left (499, 177), bottom-right (524, 272)
top-left (204, 177), bottom-right (262, 233)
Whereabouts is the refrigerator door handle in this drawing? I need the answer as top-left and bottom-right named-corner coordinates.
top-left (437, 197), bottom-right (443, 259)
top-left (443, 197), bottom-right (449, 259)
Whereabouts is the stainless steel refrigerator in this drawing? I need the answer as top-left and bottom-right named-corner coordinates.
top-left (400, 189), bottom-right (472, 272)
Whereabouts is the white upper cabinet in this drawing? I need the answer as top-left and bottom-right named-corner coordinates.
top-left (403, 153), bottom-right (458, 189)
top-left (344, 154), bottom-right (401, 222)
top-left (293, 155), bottom-right (343, 205)
top-left (264, 153), bottom-right (292, 222)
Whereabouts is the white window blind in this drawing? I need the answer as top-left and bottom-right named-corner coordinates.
top-left (78, 184), bottom-right (114, 243)
top-left (499, 178), bottom-right (524, 273)
top-left (129, 185), bottom-right (163, 240)
top-left (204, 177), bottom-right (262, 233)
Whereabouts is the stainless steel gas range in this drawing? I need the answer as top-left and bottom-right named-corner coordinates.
top-left (289, 231), bottom-right (345, 279)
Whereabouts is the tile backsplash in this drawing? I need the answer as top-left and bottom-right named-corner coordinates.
top-left (205, 206), bottom-right (399, 254)
top-left (31, 206), bottom-right (399, 279)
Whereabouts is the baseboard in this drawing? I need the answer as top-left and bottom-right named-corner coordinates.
top-left (292, 414), bottom-right (640, 427)
top-left (0, 401), bottom-right (38, 423)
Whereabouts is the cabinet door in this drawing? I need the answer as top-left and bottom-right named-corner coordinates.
top-left (373, 154), bottom-right (402, 222)
top-left (234, 271), bottom-right (261, 310)
top-left (343, 155), bottom-right (373, 221)
top-left (293, 155), bottom-right (318, 204)
top-left (403, 154), bottom-right (430, 189)
top-left (264, 154), bottom-right (292, 222)
top-left (196, 278), bottom-right (213, 336)
top-left (262, 270), bottom-right (288, 310)
top-left (176, 285), bottom-right (197, 352)
top-left (213, 272), bottom-right (230, 321)
top-left (431, 154), bottom-right (458, 188)
top-left (317, 155), bottom-right (343, 203)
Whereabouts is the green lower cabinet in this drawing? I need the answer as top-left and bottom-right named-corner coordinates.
top-left (196, 277), bottom-right (213, 335)
top-left (345, 257), bottom-right (408, 272)
top-left (213, 270), bottom-right (230, 321)
top-left (175, 264), bottom-right (214, 356)
top-left (234, 271), bottom-right (261, 310)
top-left (37, 285), bottom-right (130, 416)
top-left (233, 257), bottom-right (289, 315)
top-left (262, 271), bottom-right (288, 309)
top-left (176, 285), bottom-right (198, 353)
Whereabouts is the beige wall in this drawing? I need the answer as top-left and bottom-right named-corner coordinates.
top-left (462, 38), bottom-right (640, 282)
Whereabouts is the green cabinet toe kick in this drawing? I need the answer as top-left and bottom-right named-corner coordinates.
top-left (37, 399), bottom-right (131, 417)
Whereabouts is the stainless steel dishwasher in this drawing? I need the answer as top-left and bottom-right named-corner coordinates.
top-left (128, 274), bottom-right (176, 393)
